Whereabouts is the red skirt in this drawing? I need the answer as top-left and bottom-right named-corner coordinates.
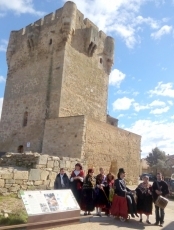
top-left (110, 195), bottom-right (128, 219)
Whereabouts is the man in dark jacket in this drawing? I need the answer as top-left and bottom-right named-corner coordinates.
top-left (152, 172), bottom-right (169, 227)
top-left (54, 168), bottom-right (70, 189)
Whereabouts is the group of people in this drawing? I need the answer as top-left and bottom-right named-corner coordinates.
top-left (54, 163), bottom-right (170, 227)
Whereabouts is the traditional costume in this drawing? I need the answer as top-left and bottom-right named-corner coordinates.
top-left (136, 181), bottom-right (153, 223)
top-left (81, 169), bottom-right (96, 215)
top-left (95, 173), bottom-right (108, 216)
top-left (152, 178), bottom-right (169, 226)
top-left (102, 173), bottom-right (115, 215)
top-left (70, 163), bottom-right (84, 205)
top-left (114, 168), bottom-right (138, 218)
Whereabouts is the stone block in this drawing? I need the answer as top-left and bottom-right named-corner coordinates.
top-left (60, 160), bottom-right (65, 168)
top-left (5, 179), bottom-right (15, 184)
top-left (14, 171), bottom-right (29, 180)
top-left (15, 180), bottom-right (24, 185)
top-left (27, 181), bottom-right (34, 186)
top-left (0, 188), bottom-right (7, 193)
top-left (0, 179), bottom-right (4, 187)
top-left (40, 171), bottom-right (49, 180)
top-left (37, 185), bottom-right (47, 190)
top-left (52, 157), bottom-right (60, 161)
top-left (29, 169), bottom-right (41, 181)
top-left (43, 180), bottom-right (50, 186)
top-left (9, 186), bottom-right (19, 192)
top-left (35, 165), bottom-right (46, 169)
top-left (1, 173), bottom-right (13, 179)
top-left (49, 180), bottom-right (54, 188)
top-left (47, 161), bottom-right (54, 168)
top-left (37, 155), bottom-right (49, 165)
top-left (21, 185), bottom-right (27, 190)
top-left (48, 172), bottom-right (57, 180)
top-left (66, 160), bottom-right (71, 168)
top-left (5, 184), bottom-right (12, 189)
top-left (53, 167), bottom-right (60, 172)
top-left (34, 181), bottom-right (43, 186)
top-left (54, 161), bottom-right (59, 167)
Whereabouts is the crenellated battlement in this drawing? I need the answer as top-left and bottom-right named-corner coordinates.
top-left (6, 1), bottom-right (114, 74)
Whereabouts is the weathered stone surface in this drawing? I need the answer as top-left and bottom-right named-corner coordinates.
top-left (27, 181), bottom-right (34, 186)
top-left (60, 161), bottom-right (65, 168)
top-left (47, 161), bottom-right (54, 168)
top-left (0, 188), bottom-right (7, 193)
top-left (0, 179), bottom-right (4, 187)
top-left (37, 155), bottom-right (49, 165)
top-left (5, 184), bottom-right (12, 189)
top-left (29, 169), bottom-right (41, 181)
top-left (15, 179), bottom-right (24, 185)
top-left (21, 185), bottom-right (27, 190)
top-left (34, 181), bottom-right (43, 186)
top-left (9, 185), bottom-right (20, 192)
top-left (54, 161), bottom-right (59, 167)
top-left (1, 173), bottom-right (13, 179)
top-left (40, 171), bottom-right (49, 180)
top-left (37, 185), bottom-right (47, 190)
top-left (5, 179), bottom-right (15, 184)
top-left (48, 172), bottom-right (57, 180)
top-left (53, 167), bottom-right (60, 172)
top-left (49, 180), bottom-right (54, 188)
top-left (66, 161), bottom-right (71, 168)
top-left (14, 171), bottom-right (28, 180)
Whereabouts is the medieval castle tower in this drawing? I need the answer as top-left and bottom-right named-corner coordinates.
top-left (0, 1), bottom-right (141, 183)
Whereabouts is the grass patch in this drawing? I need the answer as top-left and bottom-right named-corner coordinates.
top-left (0, 193), bottom-right (18, 201)
top-left (0, 210), bottom-right (27, 226)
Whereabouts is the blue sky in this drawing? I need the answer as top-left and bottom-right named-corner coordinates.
top-left (0, 0), bottom-right (174, 157)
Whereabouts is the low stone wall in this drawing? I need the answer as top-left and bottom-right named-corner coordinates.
top-left (0, 152), bottom-right (87, 195)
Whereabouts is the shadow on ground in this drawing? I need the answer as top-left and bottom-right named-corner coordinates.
top-left (81, 215), bottom-right (146, 229)
top-left (162, 221), bottom-right (174, 230)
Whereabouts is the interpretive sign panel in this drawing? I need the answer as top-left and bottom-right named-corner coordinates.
top-left (20, 189), bottom-right (80, 216)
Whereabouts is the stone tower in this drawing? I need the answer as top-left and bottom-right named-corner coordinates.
top-left (0, 1), bottom-right (141, 184)
top-left (0, 1), bottom-right (114, 153)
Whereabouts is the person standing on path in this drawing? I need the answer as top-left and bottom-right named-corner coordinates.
top-left (152, 172), bottom-right (169, 227)
top-left (54, 168), bottom-right (70, 189)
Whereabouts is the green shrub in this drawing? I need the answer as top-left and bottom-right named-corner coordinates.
top-left (0, 210), bottom-right (27, 226)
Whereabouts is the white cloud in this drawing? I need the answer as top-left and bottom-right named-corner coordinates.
top-left (113, 97), bottom-right (134, 111)
top-left (168, 100), bottom-right (173, 106)
top-left (0, 98), bottom-right (3, 119)
top-left (118, 114), bottom-right (125, 118)
top-left (63, 0), bottom-right (164, 48)
top-left (151, 25), bottom-right (173, 40)
top-left (109, 69), bottom-right (125, 87)
top-left (127, 119), bottom-right (174, 157)
top-left (133, 100), bottom-right (166, 112)
top-left (132, 91), bottom-right (139, 96)
top-left (136, 16), bottom-right (160, 29)
top-left (133, 103), bottom-right (149, 112)
top-left (116, 90), bottom-right (129, 95)
top-left (0, 39), bottom-right (8, 52)
top-left (0, 0), bottom-right (45, 16)
top-left (149, 100), bottom-right (166, 107)
top-left (171, 115), bottom-right (174, 119)
top-left (0, 76), bottom-right (6, 83)
top-left (150, 106), bottom-right (170, 115)
top-left (148, 82), bottom-right (174, 98)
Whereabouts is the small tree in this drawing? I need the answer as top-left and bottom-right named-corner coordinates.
top-left (146, 147), bottom-right (166, 174)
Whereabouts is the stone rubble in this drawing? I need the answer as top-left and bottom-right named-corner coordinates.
top-left (0, 152), bottom-right (87, 195)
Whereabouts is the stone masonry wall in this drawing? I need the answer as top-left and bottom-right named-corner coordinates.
top-left (84, 118), bottom-right (141, 185)
top-left (0, 152), bottom-right (87, 195)
top-left (42, 116), bottom-right (86, 158)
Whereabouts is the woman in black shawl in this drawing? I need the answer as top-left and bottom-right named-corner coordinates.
top-left (136, 175), bottom-right (153, 224)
